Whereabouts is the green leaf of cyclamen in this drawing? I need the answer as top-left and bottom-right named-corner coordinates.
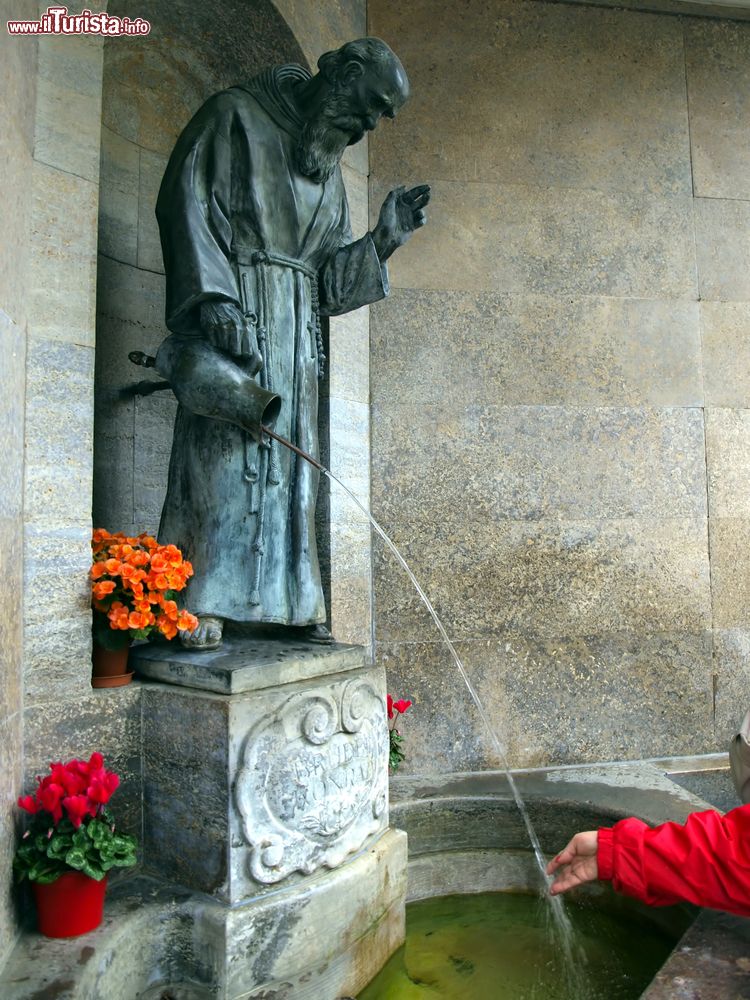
top-left (81, 861), bottom-right (105, 881)
top-left (64, 848), bottom-right (86, 870)
top-left (74, 828), bottom-right (90, 846)
top-left (91, 819), bottom-right (110, 839)
top-left (34, 869), bottom-right (63, 885)
top-left (15, 844), bottom-right (37, 865)
top-left (47, 836), bottom-right (69, 859)
top-left (29, 860), bottom-right (61, 884)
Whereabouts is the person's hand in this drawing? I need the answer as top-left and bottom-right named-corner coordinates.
top-left (200, 300), bottom-right (262, 374)
top-left (546, 831), bottom-right (599, 896)
top-left (371, 184), bottom-right (431, 262)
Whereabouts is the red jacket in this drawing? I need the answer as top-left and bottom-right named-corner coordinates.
top-left (598, 806), bottom-right (750, 917)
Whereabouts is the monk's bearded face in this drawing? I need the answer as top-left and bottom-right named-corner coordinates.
top-left (296, 87), bottom-right (365, 184)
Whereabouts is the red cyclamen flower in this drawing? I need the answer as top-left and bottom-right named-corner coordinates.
top-left (387, 694), bottom-right (394, 720)
top-left (63, 795), bottom-right (91, 829)
top-left (17, 795), bottom-right (38, 815)
top-left (47, 762), bottom-right (87, 796)
top-left (392, 699), bottom-right (412, 715)
top-left (88, 771), bottom-right (119, 805)
top-left (20, 753), bottom-right (121, 828)
top-left (37, 783), bottom-right (65, 824)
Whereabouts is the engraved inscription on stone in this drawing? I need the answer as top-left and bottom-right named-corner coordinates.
top-left (235, 680), bottom-right (388, 884)
top-left (269, 729), bottom-right (378, 838)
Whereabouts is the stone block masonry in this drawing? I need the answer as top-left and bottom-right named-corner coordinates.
top-left (367, 0), bottom-right (750, 770)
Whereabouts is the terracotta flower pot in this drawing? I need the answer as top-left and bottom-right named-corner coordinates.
top-left (91, 643), bottom-right (133, 688)
top-left (32, 872), bottom-right (108, 938)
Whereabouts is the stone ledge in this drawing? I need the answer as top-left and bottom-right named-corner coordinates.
top-left (0, 828), bottom-right (407, 1000)
top-left (642, 909), bottom-right (750, 999)
top-left (131, 635), bottom-right (365, 694)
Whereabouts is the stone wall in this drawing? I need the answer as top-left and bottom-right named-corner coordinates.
top-left (1, 0), bottom-right (369, 962)
top-left (0, 0), bottom-right (36, 965)
top-left (13, 8), bottom-right (147, 942)
top-left (368, 0), bottom-right (750, 771)
top-left (2, 0), bottom-right (145, 957)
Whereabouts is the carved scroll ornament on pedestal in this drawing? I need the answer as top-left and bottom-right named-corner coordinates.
top-left (234, 680), bottom-right (388, 884)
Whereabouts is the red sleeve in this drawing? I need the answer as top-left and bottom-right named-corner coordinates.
top-left (597, 805), bottom-right (750, 917)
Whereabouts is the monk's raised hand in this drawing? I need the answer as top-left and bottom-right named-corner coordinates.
top-left (400, 184), bottom-right (430, 229)
top-left (371, 183), bottom-right (431, 262)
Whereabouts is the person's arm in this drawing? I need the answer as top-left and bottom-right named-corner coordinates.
top-left (548, 805), bottom-right (750, 917)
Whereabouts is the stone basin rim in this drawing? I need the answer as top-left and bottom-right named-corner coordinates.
top-left (389, 756), bottom-right (745, 1000)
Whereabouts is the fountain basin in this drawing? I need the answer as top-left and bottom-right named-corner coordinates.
top-left (359, 889), bottom-right (686, 999)
top-left (1, 756), bottom-right (745, 999)
top-left (382, 756), bottom-right (748, 1000)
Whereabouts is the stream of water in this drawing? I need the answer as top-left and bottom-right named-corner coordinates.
top-left (318, 468), bottom-right (583, 968)
top-left (264, 426), bottom-right (589, 992)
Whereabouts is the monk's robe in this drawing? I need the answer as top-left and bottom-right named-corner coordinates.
top-left (155, 64), bottom-right (388, 625)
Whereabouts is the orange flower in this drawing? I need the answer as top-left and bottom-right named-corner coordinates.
top-left (160, 544), bottom-right (183, 567)
top-left (107, 602), bottom-right (130, 630)
top-left (176, 611), bottom-right (199, 633)
top-left (157, 616), bottom-right (178, 640)
top-left (149, 553), bottom-right (169, 574)
top-left (161, 599), bottom-right (178, 621)
top-left (127, 611), bottom-right (150, 630)
top-left (92, 530), bottom-right (197, 641)
top-left (92, 580), bottom-right (116, 600)
top-left (120, 565), bottom-right (147, 585)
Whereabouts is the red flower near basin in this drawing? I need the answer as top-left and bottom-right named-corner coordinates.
top-left (17, 753), bottom-right (122, 829)
top-left (62, 795), bottom-right (91, 830)
top-left (387, 694), bottom-right (412, 719)
top-left (14, 753), bottom-right (138, 937)
top-left (387, 693), bottom-right (412, 772)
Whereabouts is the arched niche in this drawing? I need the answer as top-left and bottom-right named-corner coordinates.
top-left (92, 0), bottom-right (308, 540)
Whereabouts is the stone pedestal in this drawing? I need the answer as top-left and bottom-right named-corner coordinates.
top-left (130, 638), bottom-right (406, 999)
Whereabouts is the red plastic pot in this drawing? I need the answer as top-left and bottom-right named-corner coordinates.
top-left (32, 872), bottom-right (108, 937)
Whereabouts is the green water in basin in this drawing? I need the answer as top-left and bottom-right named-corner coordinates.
top-left (359, 892), bottom-right (683, 999)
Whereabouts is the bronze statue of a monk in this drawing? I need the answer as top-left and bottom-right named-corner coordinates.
top-left (154, 37), bottom-right (429, 649)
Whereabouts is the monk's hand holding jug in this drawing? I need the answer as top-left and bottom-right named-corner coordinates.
top-left (200, 300), bottom-right (263, 375)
